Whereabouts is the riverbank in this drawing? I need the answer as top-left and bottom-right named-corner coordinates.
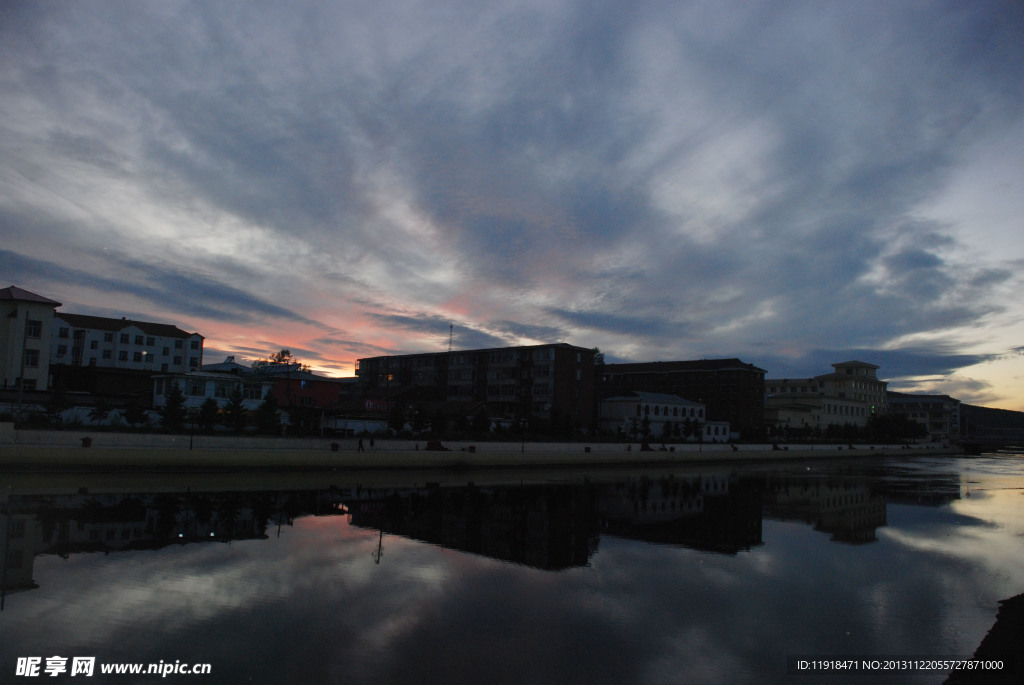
top-left (0, 424), bottom-right (957, 470)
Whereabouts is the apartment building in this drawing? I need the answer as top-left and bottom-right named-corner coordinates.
top-left (51, 313), bottom-right (203, 373)
top-left (886, 392), bottom-right (960, 441)
top-left (357, 343), bottom-right (595, 426)
top-left (0, 286), bottom-right (62, 391)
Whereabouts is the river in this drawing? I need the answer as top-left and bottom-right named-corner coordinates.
top-left (2, 453), bottom-right (1022, 683)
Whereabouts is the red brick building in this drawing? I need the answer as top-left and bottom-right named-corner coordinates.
top-left (357, 343), bottom-right (595, 428)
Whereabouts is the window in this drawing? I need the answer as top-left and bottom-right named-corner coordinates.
top-left (90, 340), bottom-right (98, 350)
top-left (190, 340), bottom-right (200, 350)
top-left (173, 356), bottom-right (182, 365)
top-left (155, 379), bottom-right (165, 395)
top-left (20, 379), bottom-right (36, 391)
top-left (134, 335), bottom-right (144, 345)
top-left (104, 332), bottom-right (113, 342)
top-left (146, 337), bottom-right (155, 346)
top-left (175, 340), bottom-right (183, 349)
top-left (59, 327), bottom-right (70, 339)
top-left (23, 349), bottom-right (40, 367)
top-left (189, 357), bottom-right (199, 369)
top-left (26, 320), bottom-right (42, 338)
top-left (57, 345), bottom-right (67, 356)
top-left (162, 347), bottom-right (170, 356)
top-left (119, 351), bottom-right (128, 361)
top-left (120, 333), bottom-right (129, 344)
top-left (188, 382), bottom-right (205, 396)
top-left (133, 352), bottom-right (142, 362)
top-left (102, 350), bottom-right (112, 360)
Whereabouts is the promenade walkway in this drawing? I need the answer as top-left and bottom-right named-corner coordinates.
top-left (0, 423), bottom-right (956, 470)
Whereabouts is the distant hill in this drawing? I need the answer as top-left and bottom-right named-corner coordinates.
top-left (961, 404), bottom-right (1024, 443)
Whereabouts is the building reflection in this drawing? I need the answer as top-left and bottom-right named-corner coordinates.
top-left (345, 483), bottom-right (599, 570)
top-left (1, 489), bottom-right (334, 603)
top-left (597, 474), bottom-right (763, 554)
top-left (762, 477), bottom-right (887, 543)
top-left (1, 462), bottom-right (966, 601)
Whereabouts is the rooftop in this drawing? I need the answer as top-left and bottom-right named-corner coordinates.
top-left (55, 312), bottom-right (201, 339)
top-left (0, 285), bottom-right (61, 306)
top-left (603, 358), bottom-right (767, 374)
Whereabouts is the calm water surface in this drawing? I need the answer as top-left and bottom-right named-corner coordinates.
top-left (3, 454), bottom-right (1023, 684)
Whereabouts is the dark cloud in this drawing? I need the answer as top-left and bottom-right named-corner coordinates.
top-left (366, 312), bottom-right (510, 351)
top-left (548, 306), bottom-right (684, 340)
top-left (0, 248), bottom-right (322, 329)
top-left (757, 348), bottom-right (997, 381)
top-left (2, 0), bottom-right (1023, 397)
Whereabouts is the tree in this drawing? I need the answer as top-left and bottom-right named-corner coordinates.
top-left (162, 382), bottom-right (187, 432)
top-left (45, 389), bottom-right (73, 426)
top-left (252, 349), bottom-right (309, 374)
top-left (89, 400), bottom-right (112, 426)
top-left (388, 402), bottom-right (406, 433)
top-left (123, 400), bottom-right (148, 429)
top-left (198, 398), bottom-right (220, 432)
top-left (222, 388), bottom-right (247, 434)
top-left (593, 347), bottom-right (605, 367)
top-left (431, 409), bottom-right (448, 437)
top-left (254, 394), bottom-right (281, 434)
top-left (471, 408), bottom-right (490, 435)
top-left (866, 413), bottom-right (928, 443)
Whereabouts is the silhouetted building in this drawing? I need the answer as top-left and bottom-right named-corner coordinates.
top-left (347, 483), bottom-right (599, 570)
top-left (598, 358), bottom-right (765, 438)
top-left (765, 360), bottom-right (888, 434)
top-left (887, 392), bottom-right (960, 441)
top-left (357, 343), bottom-right (595, 426)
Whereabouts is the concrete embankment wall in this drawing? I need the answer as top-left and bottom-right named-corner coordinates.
top-left (0, 423), bottom-right (956, 469)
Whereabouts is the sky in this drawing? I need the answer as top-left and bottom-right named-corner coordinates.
top-left (2, 1), bottom-right (1023, 409)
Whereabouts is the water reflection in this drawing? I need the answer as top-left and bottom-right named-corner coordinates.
top-left (2, 456), bottom-right (1022, 684)
top-left (4, 470), bottom-right (874, 580)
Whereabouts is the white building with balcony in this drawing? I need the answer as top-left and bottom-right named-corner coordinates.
top-left (765, 360), bottom-right (888, 433)
top-left (600, 391), bottom-right (730, 441)
top-left (153, 371), bottom-right (274, 411)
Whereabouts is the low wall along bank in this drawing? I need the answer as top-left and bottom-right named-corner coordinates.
top-left (0, 423), bottom-right (957, 470)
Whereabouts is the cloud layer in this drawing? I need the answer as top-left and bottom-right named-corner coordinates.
top-left (2, 1), bottom-right (1023, 405)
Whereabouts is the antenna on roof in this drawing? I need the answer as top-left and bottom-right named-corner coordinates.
top-left (448, 322), bottom-right (454, 352)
